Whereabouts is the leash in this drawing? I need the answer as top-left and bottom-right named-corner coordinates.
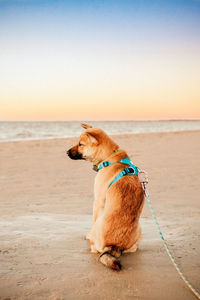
top-left (139, 170), bottom-right (200, 300)
top-left (96, 157), bottom-right (200, 298)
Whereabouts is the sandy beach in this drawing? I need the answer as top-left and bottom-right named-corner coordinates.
top-left (0, 130), bottom-right (200, 300)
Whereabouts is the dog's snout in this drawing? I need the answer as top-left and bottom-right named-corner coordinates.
top-left (67, 146), bottom-right (84, 160)
top-left (66, 149), bottom-right (72, 158)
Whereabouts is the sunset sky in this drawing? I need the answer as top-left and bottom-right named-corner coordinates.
top-left (0, 0), bottom-right (200, 121)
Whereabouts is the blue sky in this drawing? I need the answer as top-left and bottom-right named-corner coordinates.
top-left (1, 0), bottom-right (200, 46)
top-left (0, 0), bottom-right (200, 120)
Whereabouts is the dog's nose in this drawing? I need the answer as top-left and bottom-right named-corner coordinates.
top-left (66, 149), bottom-right (70, 156)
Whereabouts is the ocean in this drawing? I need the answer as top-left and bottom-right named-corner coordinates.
top-left (0, 120), bottom-right (200, 142)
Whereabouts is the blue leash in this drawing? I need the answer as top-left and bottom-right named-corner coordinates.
top-left (98, 158), bottom-right (200, 298)
top-left (140, 173), bottom-right (200, 300)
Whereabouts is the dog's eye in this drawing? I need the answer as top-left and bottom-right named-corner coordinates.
top-left (79, 142), bottom-right (84, 146)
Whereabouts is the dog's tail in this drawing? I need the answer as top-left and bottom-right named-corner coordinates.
top-left (99, 247), bottom-right (122, 271)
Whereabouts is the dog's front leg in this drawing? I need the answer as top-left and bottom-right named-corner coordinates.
top-left (86, 195), bottom-right (106, 240)
top-left (92, 198), bottom-right (105, 223)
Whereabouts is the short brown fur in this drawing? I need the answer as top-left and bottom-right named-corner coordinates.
top-left (67, 124), bottom-right (144, 270)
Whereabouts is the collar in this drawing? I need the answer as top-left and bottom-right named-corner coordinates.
top-left (93, 148), bottom-right (119, 172)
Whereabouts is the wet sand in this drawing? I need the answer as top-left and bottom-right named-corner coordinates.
top-left (0, 131), bottom-right (200, 300)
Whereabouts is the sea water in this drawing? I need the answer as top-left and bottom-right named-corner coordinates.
top-left (0, 120), bottom-right (200, 142)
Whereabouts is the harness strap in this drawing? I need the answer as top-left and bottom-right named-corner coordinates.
top-left (98, 157), bottom-right (139, 188)
top-left (109, 166), bottom-right (137, 187)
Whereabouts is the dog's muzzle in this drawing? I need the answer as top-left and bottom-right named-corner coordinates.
top-left (67, 149), bottom-right (84, 160)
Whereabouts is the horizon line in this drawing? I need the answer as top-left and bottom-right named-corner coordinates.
top-left (1, 118), bottom-right (200, 122)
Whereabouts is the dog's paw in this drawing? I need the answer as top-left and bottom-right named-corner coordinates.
top-left (123, 244), bottom-right (138, 253)
top-left (90, 245), bottom-right (98, 253)
top-left (85, 233), bottom-right (91, 240)
top-left (86, 229), bottom-right (94, 240)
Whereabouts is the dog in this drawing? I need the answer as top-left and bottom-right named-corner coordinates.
top-left (67, 123), bottom-right (144, 270)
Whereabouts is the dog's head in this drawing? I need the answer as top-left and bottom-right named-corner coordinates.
top-left (67, 123), bottom-right (118, 165)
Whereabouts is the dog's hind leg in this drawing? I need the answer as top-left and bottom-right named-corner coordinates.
top-left (123, 224), bottom-right (142, 254)
top-left (123, 244), bottom-right (138, 253)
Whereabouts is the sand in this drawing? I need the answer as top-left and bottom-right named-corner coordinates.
top-left (0, 130), bottom-right (200, 300)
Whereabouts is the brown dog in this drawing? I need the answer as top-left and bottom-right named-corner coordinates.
top-left (67, 124), bottom-right (144, 270)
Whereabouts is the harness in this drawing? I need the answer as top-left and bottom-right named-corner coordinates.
top-left (98, 157), bottom-right (139, 187)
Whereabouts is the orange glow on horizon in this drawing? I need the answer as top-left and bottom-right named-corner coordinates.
top-left (1, 34), bottom-right (200, 122)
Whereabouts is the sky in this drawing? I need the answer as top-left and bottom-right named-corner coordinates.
top-left (0, 0), bottom-right (200, 121)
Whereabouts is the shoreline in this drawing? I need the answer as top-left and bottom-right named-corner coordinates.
top-left (1, 128), bottom-right (200, 144)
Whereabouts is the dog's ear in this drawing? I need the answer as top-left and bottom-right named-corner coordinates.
top-left (86, 132), bottom-right (98, 144)
top-left (81, 123), bottom-right (93, 129)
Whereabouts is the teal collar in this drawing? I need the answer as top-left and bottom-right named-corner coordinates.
top-left (93, 148), bottom-right (119, 172)
top-left (98, 157), bottom-right (139, 187)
